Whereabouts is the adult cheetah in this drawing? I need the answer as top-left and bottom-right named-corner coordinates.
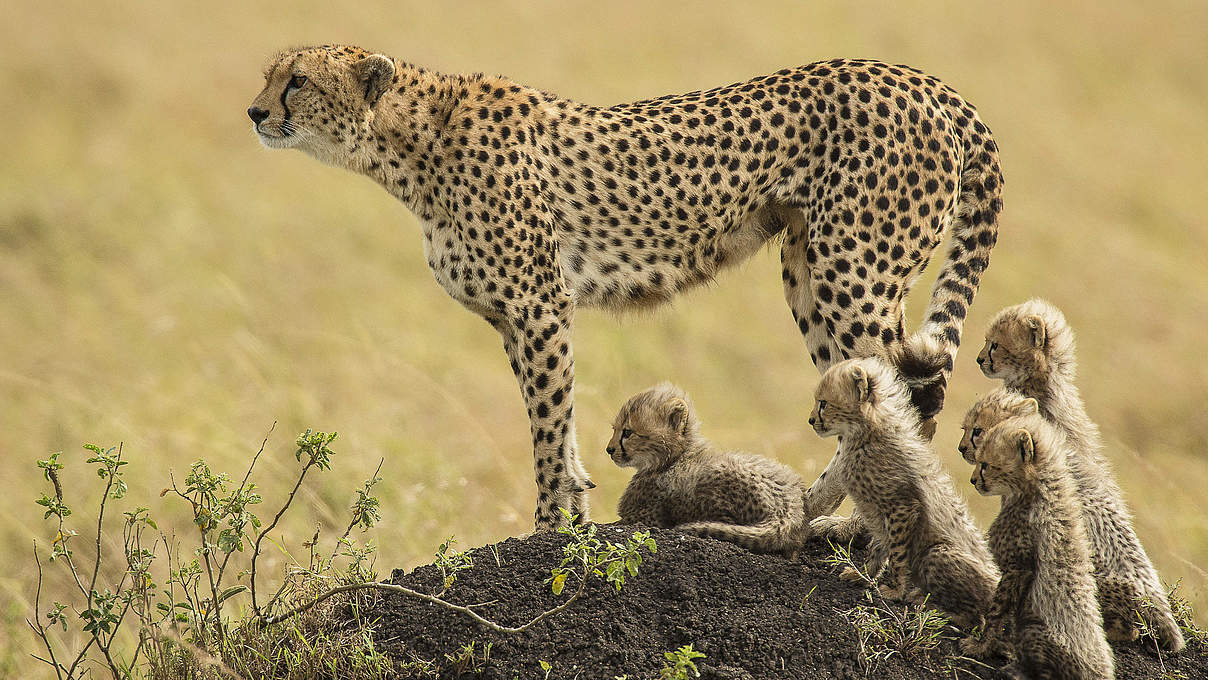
top-left (248, 46), bottom-right (1003, 529)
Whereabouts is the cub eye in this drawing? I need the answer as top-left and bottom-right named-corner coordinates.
top-left (989, 341), bottom-right (998, 352)
top-left (979, 462), bottom-right (988, 471)
top-left (621, 429), bottom-right (633, 440)
top-left (818, 400), bottom-right (827, 413)
top-left (970, 427), bottom-right (983, 445)
top-left (289, 74), bottom-right (308, 89)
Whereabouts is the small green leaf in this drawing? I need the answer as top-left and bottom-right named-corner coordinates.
top-left (218, 585), bottom-right (248, 603)
top-left (551, 571), bottom-right (567, 596)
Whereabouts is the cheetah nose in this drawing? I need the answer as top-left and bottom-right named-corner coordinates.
top-left (606, 446), bottom-right (616, 455)
top-left (958, 444), bottom-right (967, 454)
top-left (807, 416), bottom-right (816, 425)
top-left (247, 107), bottom-right (270, 125)
top-left (975, 355), bottom-right (985, 365)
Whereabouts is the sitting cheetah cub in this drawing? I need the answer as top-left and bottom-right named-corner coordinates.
top-left (966, 415), bottom-right (1113, 680)
top-left (958, 388), bottom-right (1039, 464)
top-left (979, 299), bottom-right (1184, 651)
top-left (609, 383), bottom-right (806, 554)
top-left (807, 357), bottom-right (997, 628)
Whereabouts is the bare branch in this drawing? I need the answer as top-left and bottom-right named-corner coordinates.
top-left (261, 576), bottom-right (589, 634)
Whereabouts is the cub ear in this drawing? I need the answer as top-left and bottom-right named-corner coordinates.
top-left (353, 54), bottom-right (395, 104)
top-left (850, 365), bottom-right (871, 403)
top-left (1019, 397), bottom-right (1040, 416)
top-left (665, 398), bottom-right (690, 435)
top-left (1023, 315), bottom-right (1046, 349)
top-left (1013, 429), bottom-right (1035, 463)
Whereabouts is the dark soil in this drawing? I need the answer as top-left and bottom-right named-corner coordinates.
top-left (365, 525), bottom-right (1208, 679)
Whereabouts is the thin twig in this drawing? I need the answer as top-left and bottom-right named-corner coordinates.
top-left (251, 457), bottom-right (319, 616)
top-left (326, 458), bottom-right (384, 568)
top-left (216, 421), bottom-right (276, 584)
top-left (262, 576), bottom-right (589, 634)
top-left (27, 542), bottom-right (66, 680)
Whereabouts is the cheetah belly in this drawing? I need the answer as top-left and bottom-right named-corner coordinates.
top-left (556, 202), bottom-right (785, 310)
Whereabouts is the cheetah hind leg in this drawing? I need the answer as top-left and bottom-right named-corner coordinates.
top-left (677, 520), bottom-right (798, 555)
top-left (918, 545), bottom-right (995, 631)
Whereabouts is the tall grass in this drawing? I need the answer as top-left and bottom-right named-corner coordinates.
top-left (3, 0), bottom-right (1206, 675)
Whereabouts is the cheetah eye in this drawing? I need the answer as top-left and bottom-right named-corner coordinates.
top-left (818, 400), bottom-right (827, 413)
top-left (621, 428), bottom-right (633, 440)
top-left (288, 74), bottom-right (308, 90)
top-left (970, 427), bottom-right (983, 445)
top-left (989, 341), bottom-right (998, 352)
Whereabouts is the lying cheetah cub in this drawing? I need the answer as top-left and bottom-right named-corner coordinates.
top-left (808, 357), bottom-right (997, 628)
top-left (609, 383), bottom-right (806, 554)
top-left (979, 299), bottom-right (1184, 651)
top-left (966, 415), bottom-right (1113, 680)
top-left (958, 388), bottom-right (1038, 464)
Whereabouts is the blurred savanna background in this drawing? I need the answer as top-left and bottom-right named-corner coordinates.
top-left (3, 0), bottom-right (1207, 675)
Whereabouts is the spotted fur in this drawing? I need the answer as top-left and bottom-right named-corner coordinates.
top-left (248, 45), bottom-right (1003, 529)
top-left (608, 383), bottom-right (806, 555)
top-left (978, 299), bottom-right (1184, 651)
top-left (965, 415), bottom-right (1114, 680)
top-left (808, 358), bottom-right (998, 628)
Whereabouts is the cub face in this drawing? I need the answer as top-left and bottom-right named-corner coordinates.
top-left (810, 359), bottom-right (878, 438)
top-left (607, 384), bottom-right (695, 471)
top-left (977, 310), bottom-right (1050, 383)
top-left (248, 46), bottom-right (396, 159)
top-left (958, 389), bottom-right (1039, 463)
top-left (970, 419), bottom-right (1042, 497)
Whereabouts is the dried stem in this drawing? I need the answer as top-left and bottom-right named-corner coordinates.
top-left (261, 575), bottom-right (589, 634)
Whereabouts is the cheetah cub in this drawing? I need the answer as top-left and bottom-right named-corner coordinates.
top-left (979, 299), bottom-right (1184, 651)
top-left (609, 383), bottom-right (807, 554)
top-left (807, 357), bottom-right (997, 628)
top-left (966, 415), bottom-right (1114, 680)
top-left (958, 388), bottom-right (1039, 464)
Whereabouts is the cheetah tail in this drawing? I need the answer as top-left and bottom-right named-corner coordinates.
top-left (677, 519), bottom-right (800, 555)
top-left (898, 140), bottom-right (1003, 418)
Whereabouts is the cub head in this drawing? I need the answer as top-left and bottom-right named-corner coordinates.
top-left (810, 357), bottom-right (913, 438)
top-left (607, 383), bottom-right (700, 471)
top-left (977, 299), bottom-right (1075, 387)
top-left (248, 45), bottom-right (397, 160)
top-left (970, 415), bottom-right (1059, 497)
top-left (958, 389), bottom-right (1039, 463)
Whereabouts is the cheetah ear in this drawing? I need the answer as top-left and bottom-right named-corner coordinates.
top-left (1014, 429), bottom-right (1035, 464)
top-left (665, 398), bottom-right (690, 435)
top-left (1019, 398), bottom-right (1040, 416)
top-left (850, 365), bottom-right (872, 403)
top-left (352, 54), bottom-right (395, 105)
top-left (1023, 315), bottom-right (1046, 349)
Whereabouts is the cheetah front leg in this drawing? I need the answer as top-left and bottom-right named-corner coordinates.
top-left (495, 294), bottom-right (593, 530)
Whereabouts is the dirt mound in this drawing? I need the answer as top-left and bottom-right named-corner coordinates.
top-left (366, 525), bottom-right (1207, 679)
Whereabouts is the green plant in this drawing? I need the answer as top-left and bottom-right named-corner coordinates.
top-left (444, 640), bottom-right (492, 675)
top-left (658, 644), bottom-right (705, 680)
top-left (840, 591), bottom-right (952, 676)
top-left (548, 508), bottom-right (657, 596)
top-left (1166, 579), bottom-right (1207, 645)
top-left (433, 537), bottom-right (474, 596)
top-left (27, 428), bottom-right (394, 679)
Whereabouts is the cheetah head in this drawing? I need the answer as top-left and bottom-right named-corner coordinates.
top-left (810, 357), bottom-right (915, 438)
top-left (977, 299), bottom-right (1075, 388)
top-left (248, 45), bottom-right (396, 162)
top-left (958, 388), bottom-right (1038, 463)
top-left (969, 414), bottom-right (1060, 497)
top-left (607, 383), bottom-right (700, 471)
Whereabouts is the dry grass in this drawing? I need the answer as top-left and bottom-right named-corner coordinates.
top-left (2, 0), bottom-right (1206, 674)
